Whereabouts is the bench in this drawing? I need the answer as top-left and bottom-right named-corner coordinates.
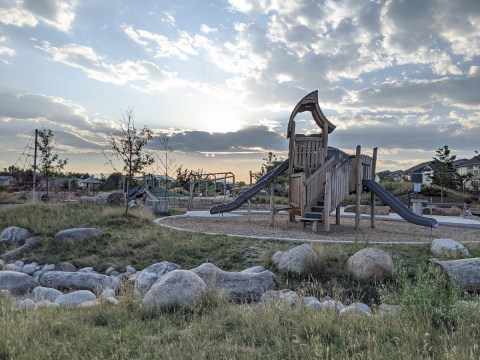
top-left (298, 217), bottom-right (321, 232)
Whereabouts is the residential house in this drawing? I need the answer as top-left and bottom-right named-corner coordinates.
top-left (456, 157), bottom-right (480, 191)
top-left (0, 175), bottom-right (13, 187)
top-left (406, 162), bottom-right (434, 186)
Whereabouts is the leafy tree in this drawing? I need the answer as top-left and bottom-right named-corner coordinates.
top-left (429, 145), bottom-right (461, 190)
top-left (105, 109), bottom-right (154, 217)
top-left (102, 172), bottom-right (123, 191)
top-left (37, 128), bottom-right (68, 198)
top-left (253, 152), bottom-right (287, 185)
top-left (175, 165), bottom-right (196, 190)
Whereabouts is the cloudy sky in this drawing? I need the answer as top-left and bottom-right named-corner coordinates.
top-left (0, 0), bottom-right (479, 181)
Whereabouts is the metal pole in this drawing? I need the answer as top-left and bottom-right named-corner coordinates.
top-left (32, 129), bottom-right (38, 203)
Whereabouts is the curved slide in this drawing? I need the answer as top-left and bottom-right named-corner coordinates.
top-left (362, 179), bottom-right (438, 228)
top-left (210, 159), bottom-right (289, 215)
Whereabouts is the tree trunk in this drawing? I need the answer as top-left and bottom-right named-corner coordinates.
top-left (431, 258), bottom-right (480, 291)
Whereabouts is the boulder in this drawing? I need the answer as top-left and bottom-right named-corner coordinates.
top-left (259, 289), bottom-right (300, 308)
top-left (134, 261), bottom-right (181, 298)
top-left (320, 300), bottom-right (345, 312)
top-left (344, 205), bottom-right (369, 213)
top-left (22, 264), bottom-right (36, 275)
top-left (364, 206), bottom-right (391, 215)
top-left (347, 248), bottom-right (395, 281)
top-left (0, 259), bottom-right (4, 270)
top-left (240, 266), bottom-right (266, 274)
top-left (54, 228), bottom-right (103, 245)
top-left (33, 286), bottom-right (64, 303)
top-left (303, 296), bottom-right (323, 309)
top-left (80, 193), bottom-right (110, 204)
top-left (142, 270), bottom-right (207, 308)
top-left (55, 290), bottom-right (97, 307)
top-left (190, 262), bottom-right (276, 302)
top-left (1, 236), bottom-right (41, 262)
top-left (0, 226), bottom-right (31, 245)
top-left (431, 238), bottom-right (470, 259)
top-left (107, 192), bottom-right (125, 205)
top-left (340, 302), bottom-right (372, 316)
top-left (39, 271), bottom-right (120, 292)
top-left (18, 299), bottom-right (36, 310)
top-left (272, 244), bottom-right (317, 274)
top-left (54, 262), bottom-right (77, 272)
top-left (0, 271), bottom-right (38, 295)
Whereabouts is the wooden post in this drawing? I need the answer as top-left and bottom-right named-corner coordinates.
top-left (355, 145), bottom-right (362, 230)
top-left (270, 182), bottom-right (275, 227)
top-left (187, 178), bottom-right (194, 211)
top-left (324, 172), bottom-right (331, 232)
top-left (370, 147), bottom-right (378, 228)
top-left (336, 205), bottom-right (340, 225)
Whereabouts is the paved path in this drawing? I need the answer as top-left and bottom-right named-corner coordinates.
top-left (172, 208), bottom-right (480, 228)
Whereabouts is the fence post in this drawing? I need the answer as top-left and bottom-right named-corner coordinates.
top-left (371, 147), bottom-right (378, 228)
top-left (355, 145), bottom-right (362, 230)
top-left (324, 172), bottom-right (331, 232)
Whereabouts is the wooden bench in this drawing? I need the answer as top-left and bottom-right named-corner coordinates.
top-left (298, 217), bottom-right (321, 232)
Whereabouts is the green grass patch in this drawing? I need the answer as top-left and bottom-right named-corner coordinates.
top-left (2, 204), bottom-right (480, 358)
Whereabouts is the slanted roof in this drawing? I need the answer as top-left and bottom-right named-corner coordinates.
top-left (287, 90), bottom-right (336, 139)
top-left (456, 157), bottom-right (480, 167)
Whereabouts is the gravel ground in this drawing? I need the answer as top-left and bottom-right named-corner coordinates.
top-left (159, 214), bottom-right (480, 243)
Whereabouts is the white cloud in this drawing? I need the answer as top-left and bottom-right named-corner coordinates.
top-left (162, 11), bottom-right (175, 26)
top-left (122, 24), bottom-right (197, 60)
top-left (38, 41), bottom-right (182, 92)
top-left (0, 0), bottom-right (75, 32)
top-left (200, 24), bottom-right (217, 34)
top-left (0, 35), bottom-right (16, 58)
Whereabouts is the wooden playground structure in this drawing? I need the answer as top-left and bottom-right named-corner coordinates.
top-left (286, 90), bottom-right (377, 232)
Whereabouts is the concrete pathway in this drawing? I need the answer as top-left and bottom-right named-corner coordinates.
top-left (180, 208), bottom-right (480, 228)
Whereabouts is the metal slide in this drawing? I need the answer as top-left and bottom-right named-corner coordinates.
top-left (362, 179), bottom-right (438, 228)
top-left (210, 159), bottom-right (289, 215)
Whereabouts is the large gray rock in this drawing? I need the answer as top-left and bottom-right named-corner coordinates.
top-left (272, 244), bottom-right (318, 274)
top-left (55, 290), bottom-right (97, 307)
top-left (190, 262), bottom-right (276, 302)
top-left (0, 271), bottom-right (38, 295)
top-left (431, 238), bottom-right (470, 259)
top-left (0, 226), bottom-right (31, 245)
top-left (54, 228), bottom-right (104, 245)
top-left (39, 271), bottom-right (120, 292)
top-left (54, 262), bottom-right (77, 272)
top-left (18, 299), bottom-right (36, 310)
top-left (347, 248), bottom-right (395, 281)
top-left (259, 289), bottom-right (300, 308)
top-left (142, 270), bottom-right (206, 308)
top-left (340, 302), bottom-right (372, 316)
top-left (1, 236), bottom-right (41, 262)
top-left (33, 286), bottom-right (64, 303)
top-left (134, 261), bottom-right (181, 298)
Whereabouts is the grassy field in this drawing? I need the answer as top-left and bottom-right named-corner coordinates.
top-left (1, 203), bottom-right (480, 359)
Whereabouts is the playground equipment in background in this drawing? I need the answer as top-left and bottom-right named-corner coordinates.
top-left (210, 90), bottom-right (437, 231)
top-left (187, 172), bottom-right (235, 211)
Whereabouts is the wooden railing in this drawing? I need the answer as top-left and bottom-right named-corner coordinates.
top-left (304, 157), bottom-right (335, 211)
top-left (329, 157), bottom-right (352, 210)
top-left (293, 136), bottom-right (324, 175)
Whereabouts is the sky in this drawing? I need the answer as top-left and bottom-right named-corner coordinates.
top-left (0, 0), bottom-right (479, 182)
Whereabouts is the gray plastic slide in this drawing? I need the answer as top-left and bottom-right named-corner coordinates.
top-left (362, 179), bottom-right (438, 228)
top-left (210, 159), bottom-right (289, 215)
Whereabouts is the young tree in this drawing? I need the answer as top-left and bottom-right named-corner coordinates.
top-left (105, 109), bottom-right (154, 216)
top-left (155, 135), bottom-right (176, 199)
top-left (37, 128), bottom-right (68, 199)
top-left (429, 145), bottom-right (461, 201)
